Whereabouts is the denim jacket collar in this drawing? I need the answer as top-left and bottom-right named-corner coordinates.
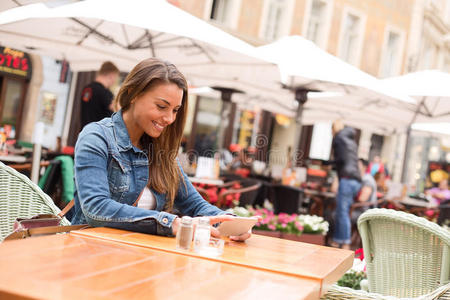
top-left (112, 111), bottom-right (134, 152)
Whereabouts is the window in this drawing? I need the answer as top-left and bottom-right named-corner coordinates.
top-left (0, 77), bottom-right (26, 135)
top-left (444, 57), bottom-right (450, 72)
top-left (309, 122), bottom-right (332, 160)
top-left (193, 96), bottom-right (222, 156)
top-left (232, 109), bottom-right (255, 148)
top-left (339, 13), bottom-right (361, 64)
top-left (380, 31), bottom-right (401, 77)
top-left (446, 0), bottom-right (450, 25)
top-left (420, 40), bottom-right (438, 69)
top-left (210, 0), bottom-right (231, 24)
top-left (263, 0), bottom-right (287, 41)
top-left (306, 0), bottom-right (327, 44)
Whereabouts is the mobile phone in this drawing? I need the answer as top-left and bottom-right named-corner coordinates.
top-left (217, 216), bottom-right (259, 237)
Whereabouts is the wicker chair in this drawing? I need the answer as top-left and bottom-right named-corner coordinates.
top-left (0, 161), bottom-right (70, 241)
top-left (323, 208), bottom-right (450, 299)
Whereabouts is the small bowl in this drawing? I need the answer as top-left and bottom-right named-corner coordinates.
top-left (196, 237), bottom-right (224, 257)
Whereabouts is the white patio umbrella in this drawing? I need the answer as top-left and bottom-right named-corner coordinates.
top-left (381, 70), bottom-right (450, 123)
top-left (0, 0), bottom-right (290, 115)
top-left (255, 36), bottom-right (415, 156)
top-left (411, 122), bottom-right (450, 136)
top-left (381, 69), bottom-right (450, 181)
top-left (256, 36), bottom-right (414, 103)
top-left (301, 93), bottom-right (414, 135)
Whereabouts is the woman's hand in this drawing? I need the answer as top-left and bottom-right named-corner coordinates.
top-left (171, 215), bottom-right (234, 237)
top-left (208, 214), bottom-right (235, 237)
top-left (229, 230), bottom-right (252, 242)
top-left (229, 215), bottom-right (262, 242)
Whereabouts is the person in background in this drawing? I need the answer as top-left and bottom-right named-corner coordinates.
top-left (228, 147), bottom-right (255, 177)
top-left (374, 171), bottom-right (387, 196)
top-left (426, 179), bottom-right (450, 205)
top-left (72, 58), bottom-right (250, 241)
top-left (218, 144), bottom-right (236, 171)
top-left (330, 120), bottom-right (361, 249)
top-left (80, 61), bottom-right (120, 128)
top-left (367, 155), bottom-right (386, 177)
top-left (352, 159), bottom-right (377, 221)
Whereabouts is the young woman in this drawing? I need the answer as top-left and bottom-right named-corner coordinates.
top-left (71, 58), bottom-right (250, 241)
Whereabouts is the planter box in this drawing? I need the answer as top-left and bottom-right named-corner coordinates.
top-left (281, 232), bottom-right (325, 245)
top-left (252, 230), bottom-right (325, 245)
top-left (252, 230), bottom-right (281, 238)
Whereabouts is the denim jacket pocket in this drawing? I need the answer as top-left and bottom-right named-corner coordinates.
top-left (108, 154), bottom-right (130, 202)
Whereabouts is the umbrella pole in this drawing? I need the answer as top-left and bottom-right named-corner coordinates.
top-left (292, 89), bottom-right (308, 166)
top-left (400, 97), bottom-right (426, 183)
top-left (213, 87), bottom-right (243, 151)
top-left (217, 100), bottom-right (232, 150)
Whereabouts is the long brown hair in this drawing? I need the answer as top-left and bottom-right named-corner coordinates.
top-left (117, 58), bottom-right (188, 211)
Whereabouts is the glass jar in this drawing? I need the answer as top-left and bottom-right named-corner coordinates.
top-left (176, 216), bottom-right (193, 250)
top-left (193, 217), bottom-right (211, 253)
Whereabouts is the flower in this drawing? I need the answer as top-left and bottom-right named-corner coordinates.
top-left (228, 206), bottom-right (329, 236)
top-left (337, 248), bottom-right (367, 290)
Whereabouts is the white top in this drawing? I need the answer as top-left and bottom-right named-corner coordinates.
top-left (137, 187), bottom-right (156, 210)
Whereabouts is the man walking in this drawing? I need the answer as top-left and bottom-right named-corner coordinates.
top-left (330, 120), bottom-right (361, 249)
top-left (80, 61), bottom-right (119, 128)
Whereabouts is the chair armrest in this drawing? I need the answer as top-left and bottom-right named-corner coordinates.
top-left (217, 183), bottom-right (261, 207)
top-left (220, 183), bottom-right (261, 196)
top-left (322, 283), bottom-right (450, 300)
top-left (7, 160), bottom-right (50, 171)
top-left (219, 180), bottom-right (240, 188)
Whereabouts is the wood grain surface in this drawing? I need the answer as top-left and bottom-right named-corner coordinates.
top-left (0, 234), bottom-right (321, 300)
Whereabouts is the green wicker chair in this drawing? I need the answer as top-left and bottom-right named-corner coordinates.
top-left (323, 208), bottom-right (450, 299)
top-left (0, 161), bottom-right (70, 241)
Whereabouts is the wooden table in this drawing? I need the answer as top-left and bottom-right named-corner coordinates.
top-left (304, 189), bottom-right (336, 217)
top-left (400, 197), bottom-right (436, 208)
top-left (0, 229), bottom-right (353, 300)
top-left (0, 154), bottom-right (27, 163)
top-left (304, 189), bottom-right (336, 199)
top-left (72, 228), bottom-right (353, 296)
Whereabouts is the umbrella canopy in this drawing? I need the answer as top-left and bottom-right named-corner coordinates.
top-left (381, 70), bottom-right (450, 182)
top-left (411, 122), bottom-right (450, 136)
top-left (255, 36), bottom-right (415, 105)
top-left (0, 0), bottom-right (290, 115)
top-left (381, 70), bottom-right (450, 123)
top-left (301, 93), bottom-right (414, 134)
top-left (255, 35), bottom-right (416, 137)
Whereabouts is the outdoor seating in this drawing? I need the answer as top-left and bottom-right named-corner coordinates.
top-left (349, 199), bottom-right (385, 247)
top-left (0, 161), bottom-right (70, 241)
top-left (438, 200), bottom-right (450, 226)
top-left (271, 184), bottom-right (305, 214)
top-left (235, 179), bottom-right (262, 207)
top-left (323, 208), bottom-right (450, 299)
top-left (217, 180), bottom-right (261, 208)
top-left (38, 155), bottom-right (75, 210)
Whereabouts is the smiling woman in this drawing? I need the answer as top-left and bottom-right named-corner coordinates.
top-left (71, 58), bottom-right (250, 241)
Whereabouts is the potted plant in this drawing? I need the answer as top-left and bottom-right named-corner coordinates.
top-left (337, 248), bottom-right (368, 291)
top-left (226, 206), bottom-right (329, 245)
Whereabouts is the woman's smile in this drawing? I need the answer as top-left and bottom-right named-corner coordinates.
top-left (152, 120), bottom-right (165, 132)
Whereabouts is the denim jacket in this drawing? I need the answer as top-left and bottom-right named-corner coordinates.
top-left (71, 111), bottom-right (225, 236)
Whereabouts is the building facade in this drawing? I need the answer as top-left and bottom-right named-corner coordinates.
top-left (0, 46), bottom-right (72, 151)
top-left (176, 0), bottom-right (450, 183)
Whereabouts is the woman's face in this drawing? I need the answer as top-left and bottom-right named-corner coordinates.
top-left (130, 82), bottom-right (183, 138)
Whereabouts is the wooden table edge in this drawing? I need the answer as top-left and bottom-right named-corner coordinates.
top-left (71, 229), bottom-right (331, 284)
